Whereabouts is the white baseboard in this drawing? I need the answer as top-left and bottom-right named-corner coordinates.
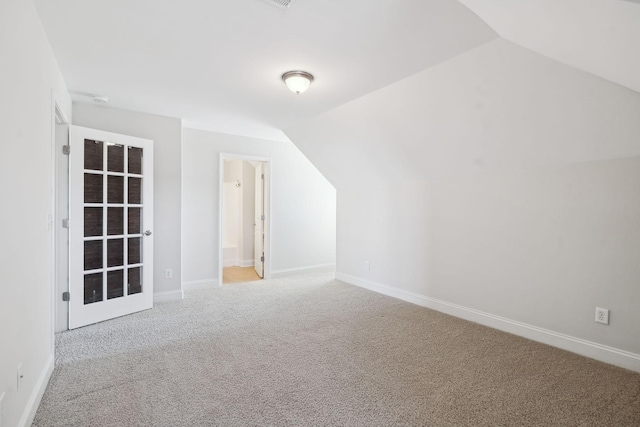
top-left (223, 259), bottom-right (254, 268)
top-left (19, 353), bottom-right (54, 427)
top-left (153, 289), bottom-right (184, 303)
top-left (182, 278), bottom-right (220, 291)
top-left (271, 263), bottom-right (336, 278)
top-left (336, 272), bottom-right (640, 373)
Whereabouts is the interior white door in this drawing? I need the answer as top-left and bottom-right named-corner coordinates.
top-left (254, 163), bottom-right (264, 278)
top-left (68, 126), bottom-right (154, 329)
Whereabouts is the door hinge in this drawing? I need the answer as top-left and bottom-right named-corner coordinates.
top-left (62, 292), bottom-right (70, 302)
top-left (261, 173), bottom-right (264, 179)
top-left (261, 214), bottom-right (265, 221)
top-left (260, 256), bottom-right (264, 262)
top-left (62, 145), bottom-right (70, 155)
top-left (62, 218), bottom-right (70, 228)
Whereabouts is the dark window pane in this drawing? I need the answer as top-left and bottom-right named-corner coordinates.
top-left (84, 174), bottom-right (103, 204)
top-left (107, 143), bottom-right (125, 173)
top-left (84, 240), bottom-right (102, 270)
top-left (128, 208), bottom-right (141, 234)
top-left (107, 239), bottom-right (124, 268)
top-left (107, 207), bottom-right (124, 235)
top-left (84, 207), bottom-right (103, 237)
top-left (128, 147), bottom-right (143, 175)
top-left (84, 273), bottom-right (103, 304)
top-left (84, 139), bottom-right (103, 171)
top-left (128, 267), bottom-right (142, 295)
top-left (128, 238), bottom-right (141, 264)
top-left (107, 270), bottom-right (124, 300)
top-left (128, 177), bottom-right (142, 204)
top-left (107, 176), bottom-right (124, 204)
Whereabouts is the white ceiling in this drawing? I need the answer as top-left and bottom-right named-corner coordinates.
top-left (33, 0), bottom-right (496, 141)
top-left (458, 0), bottom-right (640, 94)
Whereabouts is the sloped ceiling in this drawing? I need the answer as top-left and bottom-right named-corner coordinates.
top-left (284, 39), bottom-right (640, 189)
top-left (458, 0), bottom-right (640, 94)
top-left (33, 0), bottom-right (496, 141)
top-left (283, 0), bottom-right (640, 190)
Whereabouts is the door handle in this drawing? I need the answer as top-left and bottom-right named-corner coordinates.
top-left (144, 230), bottom-right (152, 236)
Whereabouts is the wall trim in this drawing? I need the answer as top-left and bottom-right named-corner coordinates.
top-left (241, 259), bottom-right (254, 268)
top-left (19, 353), bottom-right (54, 427)
top-left (153, 289), bottom-right (184, 303)
top-left (182, 278), bottom-right (220, 291)
top-left (271, 263), bottom-right (336, 278)
top-left (336, 272), bottom-right (640, 373)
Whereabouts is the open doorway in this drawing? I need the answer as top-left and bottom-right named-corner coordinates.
top-left (219, 154), bottom-right (270, 285)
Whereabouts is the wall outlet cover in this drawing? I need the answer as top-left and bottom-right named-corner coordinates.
top-left (595, 307), bottom-right (609, 325)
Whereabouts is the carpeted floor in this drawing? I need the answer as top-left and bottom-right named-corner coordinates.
top-left (34, 272), bottom-right (640, 426)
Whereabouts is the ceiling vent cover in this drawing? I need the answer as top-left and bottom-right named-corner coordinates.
top-left (263, 0), bottom-right (297, 9)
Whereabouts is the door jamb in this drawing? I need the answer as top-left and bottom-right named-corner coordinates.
top-left (52, 101), bottom-right (69, 343)
top-left (218, 153), bottom-right (271, 286)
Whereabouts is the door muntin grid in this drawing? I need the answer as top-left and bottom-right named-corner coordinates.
top-left (83, 139), bottom-right (144, 305)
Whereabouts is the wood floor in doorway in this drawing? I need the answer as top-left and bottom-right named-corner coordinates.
top-left (223, 266), bottom-right (261, 284)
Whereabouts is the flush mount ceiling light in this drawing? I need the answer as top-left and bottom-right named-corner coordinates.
top-left (282, 71), bottom-right (314, 95)
top-left (92, 95), bottom-right (109, 104)
top-left (263, 0), bottom-right (297, 9)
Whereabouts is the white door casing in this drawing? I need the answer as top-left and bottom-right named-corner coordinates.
top-left (69, 126), bottom-right (154, 329)
top-left (254, 162), bottom-right (264, 278)
top-left (55, 119), bottom-right (70, 332)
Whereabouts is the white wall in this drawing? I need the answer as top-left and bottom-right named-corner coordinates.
top-left (285, 38), bottom-right (640, 370)
top-left (0, 0), bottom-right (71, 425)
top-left (222, 159), bottom-right (257, 267)
top-left (222, 159), bottom-right (242, 252)
top-left (182, 128), bottom-right (336, 287)
top-left (72, 104), bottom-right (183, 300)
top-left (222, 183), bottom-right (241, 249)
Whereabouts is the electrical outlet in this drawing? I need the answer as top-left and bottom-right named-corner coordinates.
top-left (364, 261), bottom-right (370, 271)
top-left (165, 269), bottom-right (173, 279)
top-left (17, 364), bottom-right (23, 392)
top-left (595, 307), bottom-right (609, 325)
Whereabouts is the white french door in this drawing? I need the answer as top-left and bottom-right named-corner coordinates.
top-left (68, 126), bottom-right (154, 329)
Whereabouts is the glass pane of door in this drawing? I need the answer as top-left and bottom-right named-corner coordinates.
top-left (82, 138), bottom-right (145, 305)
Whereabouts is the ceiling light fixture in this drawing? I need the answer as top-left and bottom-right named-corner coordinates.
top-left (282, 71), bottom-right (314, 95)
top-left (92, 95), bottom-right (109, 104)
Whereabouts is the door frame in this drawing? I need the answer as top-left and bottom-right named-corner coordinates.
top-left (218, 153), bottom-right (271, 285)
top-left (53, 103), bottom-right (70, 334)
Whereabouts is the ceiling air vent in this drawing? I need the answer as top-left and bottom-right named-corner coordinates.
top-left (263, 0), bottom-right (297, 9)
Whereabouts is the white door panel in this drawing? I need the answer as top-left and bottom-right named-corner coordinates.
top-left (69, 126), bottom-right (154, 329)
top-left (254, 163), bottom-right (264, 278)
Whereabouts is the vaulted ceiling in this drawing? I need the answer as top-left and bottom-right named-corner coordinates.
top-left (34, 0), bottom-right (640, 142)
top-left (459, 0), bottom-right (640, 94)
top-left (33, 0), bottom-right (496, 141)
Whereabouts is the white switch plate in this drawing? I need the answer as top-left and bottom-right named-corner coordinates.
top-left (364, 261), bottom-right (370, 271)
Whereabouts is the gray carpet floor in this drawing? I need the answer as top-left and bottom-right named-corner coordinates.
top-left (33, 272), bottom-right (640, 426)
